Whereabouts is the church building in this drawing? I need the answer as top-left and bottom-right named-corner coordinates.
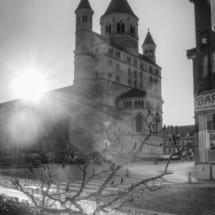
top-left (71, 0), bottom-right (163, 158)
top-left (0, 0), bottom-right (163, 160)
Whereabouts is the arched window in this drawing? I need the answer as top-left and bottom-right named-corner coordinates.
top-left (105, 23), bottom-right (112, 35)
top-left (141, 101), bottom-right (144, 108)
top-left (83, 15), bottom-right (88, 22)
top-left (145, 50), bottom-right (148, 55)
top-left (130, 24), bottom-right (135, 36)
top-left (117, 23), bottom-right (121, 33)
top-left (105, 25), bottom-right (109, 34)
top-left (109, 23), bottom-right (112, 33)
top-left (117, 21), bottom-right (125, 34)
top-left (136, 114), bottom-right (143, 132)
top-left (121, 23), bottom-right (125, 33)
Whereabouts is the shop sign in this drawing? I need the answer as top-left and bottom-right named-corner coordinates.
top-left (195, 92), bottom-right (215, 112)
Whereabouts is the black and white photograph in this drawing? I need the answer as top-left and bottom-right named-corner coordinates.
top-left (0, 0), bottom-right (214, 214)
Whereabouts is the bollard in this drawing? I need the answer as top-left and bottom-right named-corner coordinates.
top-left (188, 172), bottom-right (192, 184)
top-left (154, 157), bottom-right (157, 165)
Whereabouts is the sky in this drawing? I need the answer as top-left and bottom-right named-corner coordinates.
top-left (0, 0), bottom-right (196, 126)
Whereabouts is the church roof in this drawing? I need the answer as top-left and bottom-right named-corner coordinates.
top-left (91, 31), bottom-right (161, 69)
top-left (101, 0), bottom-right (137, 18)
top-left (75, 0), bottom-right (93, 13)
top-left (142, 31), bottom-right (156, 46)
top-left (120, 88), bottom-right (159, 99)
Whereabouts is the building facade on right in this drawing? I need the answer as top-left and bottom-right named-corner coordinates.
top-left (187, 0), bottom-right (215, 179)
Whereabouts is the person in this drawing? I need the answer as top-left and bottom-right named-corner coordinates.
top-left (182, 152), bottom-right (186, 161)
top-left (191, 152), bottom-right (194, 160)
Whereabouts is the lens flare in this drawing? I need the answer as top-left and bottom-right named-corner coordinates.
top-left (12, 72), bottom-right (46, 102)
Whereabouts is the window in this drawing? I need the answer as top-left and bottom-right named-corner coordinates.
top-left (140, 63), bottom-right (144, 70)
top-left (116, 63), bottom-right (120, 71)
top-left (95, 70), bottom-right (98, 78)
top-left (134, 70), bottom-right (137, 78)
top-left (130, 24), bottom-right (135, 36)
top-left (149, 66), bottom-right (153, 74)
top-left (117, 21), bottom-right (125, 34)
top-left (150, 49), bottom-right (154, 55)
top-left (136, 114), bottom-right (142, 132)
top-left (155, 69), bottom-right (159, 76)
top-left (108, 72), bottom-right (112, 79)
top-left (135, 101), bottom-right (137, 108)
top-left (124, 101), bottom-right (132, 109)
top-left (128, 78), bottom-right (132, 85)
top-left (105, 23), bottom-right (112, 34)
top-left (134, 80), bottom-right (137, 87)
top-left (108, 59), bottom-right (113, 67)
top-left (127, 56), bottom-right (131, 64)
top-left (145, 50), bottom-right (148, 55)
top-left (133, 59), bottom-right (138, 67)
top-left (146, 100), bottom-right (148, 108)
top-left (141, 101), bottom-right (144, 108)
top-left (207, 113), bottom-right (215, 150)
top-left (121, 23), bottom-right (125, 33)
top-left (109, 24), bottom-right (111, 33)
top-left (116, 74), bottom-right (120, 82)
top-left (108, 48), bottom-right (114, 56)
top-left (145, 64), bottom-right (148, 72)
top-left (83, 15), bottom-right (88, 22)
top-left (116, 51), bottom-right (121, 59)
top-left (77, 16), bottom-right (81, 23)
top-left (139, 72), bottom-right (143, 78)
top-left (128, 67), bottom-right (132, 77)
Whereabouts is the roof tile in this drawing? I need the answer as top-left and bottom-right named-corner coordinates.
top-left (102, 0), bottom-right (137, 18)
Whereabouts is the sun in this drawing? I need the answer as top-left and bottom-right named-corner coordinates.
top-left (12, 72), bottom-right (46, 102)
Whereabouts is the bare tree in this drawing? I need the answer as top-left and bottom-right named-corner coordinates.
top-left (10, 110), bottom-right (197, 215)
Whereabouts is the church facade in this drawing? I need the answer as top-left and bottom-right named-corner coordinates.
top-left (71, 0), bottom-right (163, 158)
top-left (0, 0), bottom-right (164, 160)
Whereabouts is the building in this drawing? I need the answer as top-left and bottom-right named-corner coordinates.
top-left (163, 125), bottom-right (196, 158)
top-left (187, 0), bottom-right (215, 179)
top-left (0, 0), bottom-right (164, 159)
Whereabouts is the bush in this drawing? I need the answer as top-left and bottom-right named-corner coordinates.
top-left (0, 194), bottom-right (35, 215)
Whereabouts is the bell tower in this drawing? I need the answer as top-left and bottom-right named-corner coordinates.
top-left (75, 0), bottom-right (94, 32)
top-left (142, 30), bottom-right (156, 62)
top-left (100, 0), bottom-right (139, 56)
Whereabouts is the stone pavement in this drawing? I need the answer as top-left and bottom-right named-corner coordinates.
top-left (0, 161), bottom-right (215, 215)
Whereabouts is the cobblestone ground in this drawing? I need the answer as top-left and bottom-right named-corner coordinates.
top-left (1, 163), bottom-right (215, 215)
top-left (130, 183), bottom-right (215, 215)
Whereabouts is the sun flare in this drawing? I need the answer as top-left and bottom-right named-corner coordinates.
top-left (12, 72), bottom-right (46, 102)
